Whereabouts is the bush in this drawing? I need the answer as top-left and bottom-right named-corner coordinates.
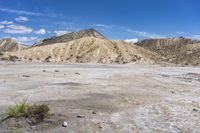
top-left (25, 104), bottom-right (49, 124)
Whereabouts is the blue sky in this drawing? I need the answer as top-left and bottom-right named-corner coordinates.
top-left (0, 0), bottom-right (200, 44)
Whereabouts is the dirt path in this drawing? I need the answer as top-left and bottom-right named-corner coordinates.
top-left (0, 62), bottom-right (200, 133)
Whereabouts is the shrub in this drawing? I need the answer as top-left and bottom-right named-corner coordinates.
top-left (25, 104), bottom-right (49, 124)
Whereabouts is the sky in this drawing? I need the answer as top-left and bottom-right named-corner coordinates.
top-left (0, 0), bottom-right (200, 44)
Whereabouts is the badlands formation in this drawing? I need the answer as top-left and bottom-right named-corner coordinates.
top-left (0, 29), bottom-right (160, 64)
top-left (1, 28), bottom-right (200, 65)
top-left (0, 29), bottom-right (200, 133)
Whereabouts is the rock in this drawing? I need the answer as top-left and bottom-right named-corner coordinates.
top-left (77, 115), bottom-right (85, 118)
top-left (55, 70), bottom-right (60, 72)
top-left (193, 108), bottom-right (198, 112)
top-left (22, 75), bottom-right (30, 77)
top-left (62, 121), bottom-right (68, 127)
top-left (75, 72), bottom-right (80, 75)
top-left (92, 111), bottom-right (96, 114)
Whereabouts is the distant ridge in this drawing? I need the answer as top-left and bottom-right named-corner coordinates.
top-left (136, 37), bottom-right (200, 65)
top-left (35, 28), bottom-right (106, 46)
top-left (136, 37), bottom-right (199, 51)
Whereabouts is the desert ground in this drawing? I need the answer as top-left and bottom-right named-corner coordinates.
top-left (0, 62), bottom-right (200, 133)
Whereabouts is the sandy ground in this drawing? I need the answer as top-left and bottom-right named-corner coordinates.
top-left (0, 62), bottom-right (200, 133)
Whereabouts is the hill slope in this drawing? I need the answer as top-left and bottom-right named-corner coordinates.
top-left (0, 38), bottom-right (27, 52)
top-left (136, 37), bottom-right (200, 65)
top-left (5, 37), bottom-right (159, 64)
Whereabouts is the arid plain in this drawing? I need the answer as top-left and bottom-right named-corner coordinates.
top-left (0, 62), bottom-right (199, 133)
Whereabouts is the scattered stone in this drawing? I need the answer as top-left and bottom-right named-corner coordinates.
top-left (42, 70), bottom-right (46, 72)
top-left (97, 123), bottom-right (102, 129)
top-left (92, 111), bottom-right (96, 114)
top-left (171, 91), bottom-right (175, 94)
top-left (193, 108), bottom-right (198, 112)
top-left (77, 115), bottom-right (85, 118)
top-left (62, 121), bottom-right (68, 127)
top-left (22, 75), bottom-right (30, 77)
top-left (55, 70), bottom-right (60, 72)
top-left (75, 72), bottom-right (80, 75)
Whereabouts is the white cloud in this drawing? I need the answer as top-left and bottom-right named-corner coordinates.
top-left (188, 35), bottom-right (200, 40)
top-left (0, 8), bottom-right (41, 16)
top-left (176, 31), bottom-right (187, 35)
top-left (127, 29), bottom-right (164, 39)
top-left (125, 38), bottom-right (138, 43)
top-left (12, 37), bottom-right (37, 44)
top-left (4, 24), bottom-right (32, 34)
top-left (54, 30), bottom-right (70, 36)
top-left (0, 21), bottom-right (13, 25)
top-left (15, 16), bottom-right (29, 22)
top-left (34, 29), bottom-right (46, 35)
top-left (93, 24), bottom-right (115, 29)
top-left (0, 8), bottom-right (64, 18)
top-left (93, 24), bottom-right (105, 27)
top-left (0, 25), bottom-right (5, 29)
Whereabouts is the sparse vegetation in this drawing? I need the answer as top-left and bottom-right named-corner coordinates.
top-left (5, 97), bottom-right (31, 118)
top-left (4, 97), bottom-right (49, 124)
top-left (25, 104), bottom-right (49, 124)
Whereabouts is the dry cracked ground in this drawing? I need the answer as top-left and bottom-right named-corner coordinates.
top-left (0, 62), bottom-right (200, 133)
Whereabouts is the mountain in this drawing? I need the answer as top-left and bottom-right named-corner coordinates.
top-left (5, 37), bottom-right (159, 64)
top-left (35, 28), bottom-right (105, 46)
top-left (0, 38), bottom-right (27, 52)
top-left (136, 37), bottom-right (200, 65)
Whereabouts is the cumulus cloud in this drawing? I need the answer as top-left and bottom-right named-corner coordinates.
top-left (0, 21), bottom-right (13, 25)
top-left (4, 24), bottom-right (33, 34)
top-left (54, 30), bottom-right (70, 36)
top-left (34, 29), bottom-right (46, 35)
top-left (12, 37), bottom-right (37, 44)
top-left (15, 16), bottom-right (29, 22)
top-left (0, 25), bottom-right (5, 29)
top-left (125, 38), bottom-right (138, 43)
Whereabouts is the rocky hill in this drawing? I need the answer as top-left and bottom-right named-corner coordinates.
top-left (35, 28), bottom-right (105, 46)
top-left (0, 38), bottom-right (27, 52)
top-left (5, 37), bottom-right (159, 64)
top-left (136, 37), bottom-right (200, 65)
top-left (2, 29), bottom-right (200, 65)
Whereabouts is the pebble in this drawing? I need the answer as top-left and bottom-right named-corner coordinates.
top-left (62, 121), bottom-right (68, 127)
